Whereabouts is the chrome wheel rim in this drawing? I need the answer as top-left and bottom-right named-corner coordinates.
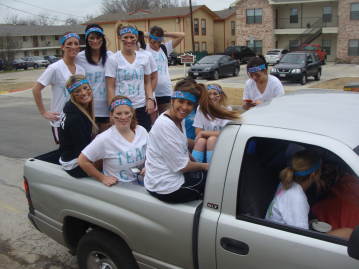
top-left (214, 71), bottom-right (219, 80)
top-left (87, 251), bottom-right (118, 269)
top-left (302, 75), bottom-right (306, 84)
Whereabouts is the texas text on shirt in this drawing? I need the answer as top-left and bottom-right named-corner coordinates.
top-left (37, 59), bottom-right (85, 127)
top-left (76, 50), bottom-right (113, 117)
top-left (105, 51), bottom-right (152, 108)
top-left (144, 114), bottom-right (189, 194)
top-left (81, 125), bottom-right (148, 182)
top-left (243, 74), bottom-right (284, 102)
top-left (146, 40), bottom-right (173, 97)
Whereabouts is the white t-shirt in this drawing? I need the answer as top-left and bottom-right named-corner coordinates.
top-left (193, 106), bottom-right (231, 131)
top-left (138, 48), bottom-right (158, 74)
top-left (144, 114), bottom-right (189, 194)
top-left (243, 74), bottom-right (284, 102)
top-left (37, 59), bottom-right (85, 127)
top-left (76, 50), bottom-right (113, 117)
top-left (265, 182), bottom-right (309, 229)
top-left (82, 125), bottom-right (148, 182)
top-left (146, 41), bottom-right (173, 97)
top-left (105, 51), bottom-right (151, 109)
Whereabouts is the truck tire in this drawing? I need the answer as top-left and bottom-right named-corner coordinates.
top-left (77, 229), bottom-right (139, 269)
top-left (233, 67), bottom-right (239, 77)
top-left (300, 74), bottom-right (307, 85)
top-left (212, 70), bottom-right (219, 80)
top-left (314, 70), bottom-right (321, 81)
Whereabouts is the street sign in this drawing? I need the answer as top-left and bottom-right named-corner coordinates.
top-left (179, 53), bottom-right (195, 64)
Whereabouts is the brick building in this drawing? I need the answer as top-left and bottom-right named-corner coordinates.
top-left (233, 0), bottom-right (359, 63)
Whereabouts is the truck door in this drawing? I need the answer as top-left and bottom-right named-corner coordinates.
top-left (215, 125), bottom-right (359, 269)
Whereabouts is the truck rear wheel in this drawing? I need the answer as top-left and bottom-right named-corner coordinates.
top-left (77, 229), bottom-right (138, 269)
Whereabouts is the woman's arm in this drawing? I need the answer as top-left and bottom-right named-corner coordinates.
top-left (106, 77), bottom-right (116, 106)
top-left (78, 153), bottom-right (117, 187)
top-left (164, 32), bottom-right (185, 49)
top-left (180, 160), bottom-right (208, 173)
top-left (32, 82), bottom-right (60, 121)
top-left (144, 74), bottom-right (155, 114)
top-left (150, 71), bottom-right (158, 92)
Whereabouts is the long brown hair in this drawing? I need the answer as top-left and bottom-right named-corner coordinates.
top-left (207, 83), bottom-right (228, 107)
top-left (280, 150), bottom-right (321, 190)
top-left (174, 78), bottom-right (239, 120)
top-left (66, 75), bottom-right (98, 135)
top-left (109, 96), bottom-right (137, 131)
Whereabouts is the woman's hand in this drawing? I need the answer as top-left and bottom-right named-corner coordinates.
top-left (140, 167), bottom-right (146, 175)
top-left (41, 111), bottom-right (60, 121)
top-left (100, 175), bottom-right (118, 187)
top-left (146, 99), bottom-right (155, 114)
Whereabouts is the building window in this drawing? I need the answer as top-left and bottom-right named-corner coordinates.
top-left (231, 41), bottom-right (236, 46)
top-left (194, 42), bottom-right (200, 52)
top-left (323, 7), bottom-right (332, 23)
top-left (55, 35), bottom-right (59, 40)
top-left (56, 49), bottom-right (61, 56)
top-left (231, 21), bottom-right (236, 36)
top-left (24, 51), bottom-right (29, 56)
top-left (289, 40), bottom-right (300, 51)
top-left (194, 19), bottom-right (199, 35)
top-left (201, 42), bottom-right (207, 51)
top-left (322, 39), bottom-right (331, 55)
top-left (246, 40), bottom-right (262, 54)
top-left (290, 8), bottom-right (298, 23)
top-left (348, 39), bottom-right (359, 56)
top-left (40, 36), bottom-right (46, 41)
top-left (201, 19), bottom-right (206, 35)
top-left (23, 36), bottom-right (28, 42)
top-left (42, 49), bottom-right (47, 56)
top-left (246, 8), bottom-right (262, 24)
top-left (351, 3), bottom-right (359, 20)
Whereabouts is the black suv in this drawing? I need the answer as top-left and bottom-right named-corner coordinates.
top-left (224, 46), bottom-right (256, 64)
top-left (270, 52), bottom-right (321, 85)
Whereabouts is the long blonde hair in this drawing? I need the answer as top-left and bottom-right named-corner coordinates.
top-left (65, 75), bottom-right (98, 135)
top-left (207, 83), bottom-right (228, 107)
top-left (280, 150), bottom-right (321, 190)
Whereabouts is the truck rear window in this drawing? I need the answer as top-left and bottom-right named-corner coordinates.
top-left (355, 145), bottom-right (359, 155)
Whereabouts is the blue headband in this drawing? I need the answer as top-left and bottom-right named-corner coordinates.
top-left (207, 84), bottom-right (222, 93)
top-left (247, 64), bottom-right (267, 73)
top-left (85, 27), bottom-right (104, 38)
top-left (171, 91), bottom-right (197, 103)
top-left (67, 79), bottom-right (89, 94)
top-left (110, 99), bottom-right (133, 111)
top-left (60, 33), bottom-right (80, 45)
top-left (149, 34), bottom-right (164, 42)
top-left (119, 27), bottom-right (138, 36)
top-left (294, 162), bottom-right (321, 177)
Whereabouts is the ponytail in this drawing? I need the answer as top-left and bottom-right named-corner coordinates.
top-left (280, 167), bottom-right (295, 190)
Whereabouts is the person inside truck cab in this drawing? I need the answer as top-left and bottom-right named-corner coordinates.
top-left (243, 56), bottom-right (284, 110)
top-left (58, 75), bottom-right (98, 178)
top-left (192, 84), bottom-right (233, 163)
top-left (144, 78), bottom-right (239, 203)
top-left (79, 96), bottom-right (148, 187)
top-left (265, 149), bottom-right (353, 239)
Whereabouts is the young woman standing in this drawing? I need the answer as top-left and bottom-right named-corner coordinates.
top-left (243, 56), bottom-right (284, 110)
top-left (59, 75), bottom-right (98, 178)
top-left (106, 25), bottom-right (154, 131)
top-left (33, 33), bottom-right (85, 143)
top-left (78, 96), bottom-right (148, 186)
top-left (76, 24), bottom-right (113, 132)
top-left (144, 79), bottom-right (239, 203)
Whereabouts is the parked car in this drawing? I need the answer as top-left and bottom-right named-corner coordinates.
top-left (24, 91), bottom-right (359, 269)
top-left (270, 51), bottom-right (321, 85)
top-left (265, 48), bottom-right (289, 65)
top-left (22, 56), bottom-right (49, 68)
top-left (167, 52), bottom-right (181, 66)
top-left (12, 59), bottom-right (28, 70)
top-left (300, 44), bottom-right (327, 65)
top-left (188, 55), bottom-right (240, 80)
top-left (224, 45), bottom-right (256, 63)
top-left (44, 55), bottom-right (59, 64)
top-left (0, 59), bottom-right (4, 71)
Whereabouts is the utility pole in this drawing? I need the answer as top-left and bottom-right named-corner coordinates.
top-left (189, 0), bottom-right (195, 52)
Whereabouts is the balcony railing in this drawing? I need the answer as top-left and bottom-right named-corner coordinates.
top-left (276, 16), bottom-right (338, 29)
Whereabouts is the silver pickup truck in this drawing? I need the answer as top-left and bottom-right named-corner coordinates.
top-left (24, 91), bottom-right (359, 269)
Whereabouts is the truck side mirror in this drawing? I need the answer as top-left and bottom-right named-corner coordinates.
top-left (348, 226), bottom-right (359, 260)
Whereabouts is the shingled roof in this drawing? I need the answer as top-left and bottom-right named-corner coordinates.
top-left (0, 24), bottom-right (86, 37)
top-left (214, 7), bottom-right (236, 20)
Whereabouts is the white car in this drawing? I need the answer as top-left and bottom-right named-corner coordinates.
top-left (265, 48), bottom-right (288, 65)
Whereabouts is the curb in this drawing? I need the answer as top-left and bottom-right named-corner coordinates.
top-left (0, 88), bottom-right (32, 95)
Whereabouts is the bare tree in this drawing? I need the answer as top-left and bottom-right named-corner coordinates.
top-left (64, 17), bottom-right (79, 25)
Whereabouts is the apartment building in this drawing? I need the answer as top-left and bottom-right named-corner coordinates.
top-left (234, 0), bottom-right (359, 63)
top-left (214, 8), bottom-right (237, 53)
top-left (0, 24), bottom-right (85, 60)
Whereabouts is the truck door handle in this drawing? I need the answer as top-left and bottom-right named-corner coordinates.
top-left (220, 237), bottom-right (249, 255)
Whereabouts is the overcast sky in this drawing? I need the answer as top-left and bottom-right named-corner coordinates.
top-left (0, 0), bottom-right (235, 24)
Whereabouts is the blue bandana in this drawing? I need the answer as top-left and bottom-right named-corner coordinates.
top-left (85, 27), bottom-right (104, 38)
top-left (60, 33), bottom-right (80, 45)
top-left (119, 27), bottom-right (138, 36)
top-left (294, 162), bottom-right (321, 177)
top-left (171, 91), bottom-right (197, 103)
top-left (66, 79), bottom-right (89, 94)
top-left (207, 84), bottom-right (222, 93)
top-left (247, 64), bottom-right (267, 73)
top-left (149, 34), bottom-right (164, 42)
top-left (110, 99), bottom-right (133, 111)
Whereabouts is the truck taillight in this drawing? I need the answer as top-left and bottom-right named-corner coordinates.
top-left (23, 177), bottom-right (34, 214)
